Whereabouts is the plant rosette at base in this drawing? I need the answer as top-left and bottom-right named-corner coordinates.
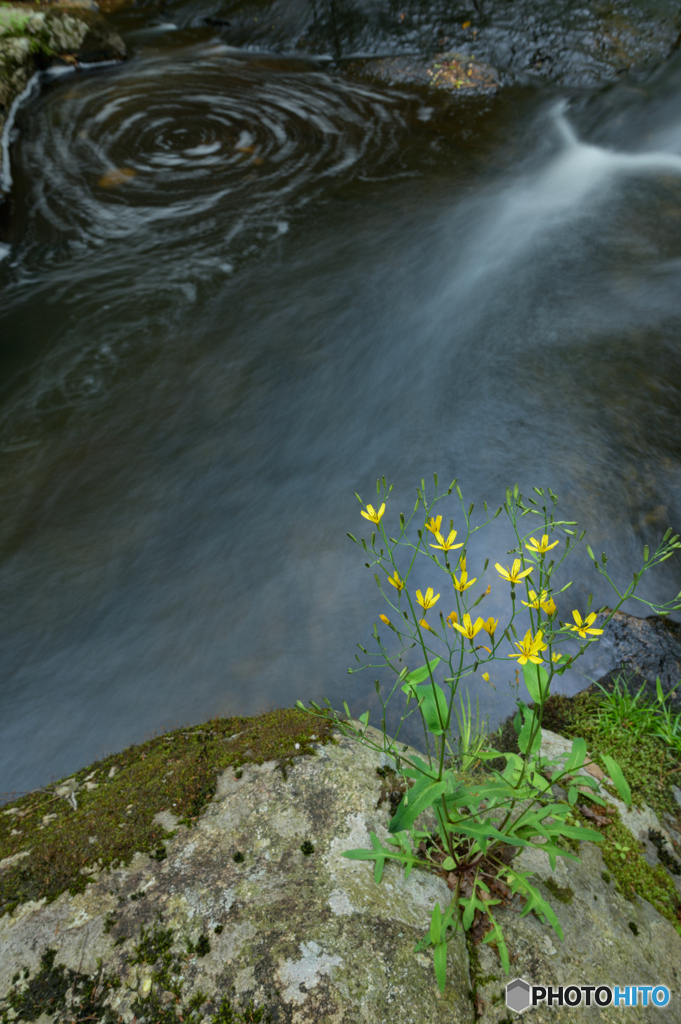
top-left (298, 476), bottom-right (681, 991)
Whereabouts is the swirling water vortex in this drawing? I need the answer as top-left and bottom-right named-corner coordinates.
top-left (8, 44), bottom-right (413, 282)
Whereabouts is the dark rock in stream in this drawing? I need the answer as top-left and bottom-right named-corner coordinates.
top-left (0, 3), bottom-right (125, 193)
top-left (345, 51), bottom-right (499, 94)
top-left (589, 608), bottom-right (681, 705)
top-left (170, 0), bottom-right (680, 89)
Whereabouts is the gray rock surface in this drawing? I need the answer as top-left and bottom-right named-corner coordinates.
top-left (0, 3), bottom-right (125, 192)
top-left (476, 842), bottom-right (681, 1022)
top-left (0, 731), bottom-right (474, 1023)
top-left (1, 726), bottom-right (680, 1022)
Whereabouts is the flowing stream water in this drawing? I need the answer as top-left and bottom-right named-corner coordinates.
top-left (2, 9), bottom-right (681, 794)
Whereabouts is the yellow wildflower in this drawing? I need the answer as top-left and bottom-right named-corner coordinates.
top-left (509, 628), bottom-right (547, 666)
top-left (361, 503), bottom-right (385, 524)
top-left (453, 556), bottom-right (476, 593)
top-left (495, 559), bottom-right (533, 585)
top-left (521, 589), bottom-right (545, 610)
top-left (388, 571), bottom-right (405, 592)
top-left (552, 652), bottom-right (562, 663)
top-left (568, 610), bottom-right (603, 639)
top-left (379, 614), bottom-right (392, 626)
top-left (482, 616), bottom-right (498, 637)
top-left (419, 618), bottom-right (436, 634)
top-left (416, 588), bottom-right (440, 611)
top-left (525, 534), bottom-right (559, 555)
top-left (482, 672), bottom-right (490, 683)
top-left (425, 515), bottom-right (442, 535)
top-left (541, 596), bottom-right (557, 616)
top-left (451, 613), bottom-right (484, 640)
top-left (430, 529), bottom-right (464, 552)
top-left (446, 611), bottom-right (458, 627)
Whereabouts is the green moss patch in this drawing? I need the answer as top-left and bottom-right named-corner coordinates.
top-left (572, 803), bottom-right (680, 927)
top-left (0, 948), bottom-right (120, 1024)
top-left (0, 708), bottom-right (332, 917)
top-left (0, 918), bottom-right (274, 1024)
top-left (544, 878), bottom-right (574, 904)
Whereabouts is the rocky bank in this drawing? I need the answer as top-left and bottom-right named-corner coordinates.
top-left (1, 716), bottom-right (681, 1023)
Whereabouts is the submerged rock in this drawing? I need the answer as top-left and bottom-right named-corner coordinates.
top-left (345, 52), bottom-right (499, 94)
top-left (0, 3), bottom-right (125, 193)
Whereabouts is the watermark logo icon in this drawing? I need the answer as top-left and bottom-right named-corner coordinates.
top-left (505, 980), bottom-right (671, 1012)
top-left (506, 979), bottom-right (531, 1013)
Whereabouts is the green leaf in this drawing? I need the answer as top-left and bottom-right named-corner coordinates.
top-left (564, 737), bottom-right (587, 773)
top-left (434, 941), bottom-right (447, 993)
top-left (567, 786), bottom-right (578, 805)
top-left (522, 662), bottom-right (550, 704)
top-left (401, 658), bottom-right (442, 687)
top-left (601, 754), bottom-right (632, 808)
top-left (482, 910), bottom-right (510, 975)
top-left (342, 832), bottom-right (419, 883)
top-left (518, 880), bottom-right (564, 942)
top-left (442, 857), bottom-right (455, 871)
top-left (419, 683), bottom-right (451, 735)
top-left (342, 836), bottom-right (388, 883)
top-left (401, 675), bottom-right (450, 735)
top-left (385, 831), bottom-right (417, 878)
top-left (448, 780), bottom-right (518, 805)
top-left (460, 895), bottom-right (476, 931)
top-left (559, 824), bottom-right (602, 843)
top-left (517, 707), bottom-right (541, 756)
top-left (429, 902), bottom-right (442, 945)
top-left (389, 775), bottom-right (447, 834)
top-left (445, 819), bottom-right (533, 852)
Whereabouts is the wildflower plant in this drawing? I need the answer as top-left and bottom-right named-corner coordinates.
top-left (298, 476), bottom-right (681, 991)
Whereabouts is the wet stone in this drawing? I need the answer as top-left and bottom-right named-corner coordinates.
top-left (590, 609), bottom-right (681, 705)
top-left (345, 52), bottom-right (499, 94)
top-left (167, 0), bottom-right (681, 88)
top-left (0, 4), bottom-right (125, 192)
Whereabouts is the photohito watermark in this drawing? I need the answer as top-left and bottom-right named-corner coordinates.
top-left (506, 978), bottom-right (671, 1013)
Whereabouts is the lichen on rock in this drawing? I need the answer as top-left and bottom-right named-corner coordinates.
top-left (0, 730), bottom-right (474, 1023)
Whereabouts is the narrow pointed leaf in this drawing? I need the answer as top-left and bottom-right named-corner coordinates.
top-left (401, 658), bottom-right (441, 688)
top-left (601, 754), bottom-right (632, 808)
top-left (434, 942), bottom-right (448, 993)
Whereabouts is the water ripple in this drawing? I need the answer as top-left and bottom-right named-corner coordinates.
top-left (10, 45), bottom-right (411, 276)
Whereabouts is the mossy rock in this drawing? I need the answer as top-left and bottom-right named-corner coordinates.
top-left (0, 2), bottom-right (125, 190)
top-left (0, 719), bottom-right (474, 1023)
